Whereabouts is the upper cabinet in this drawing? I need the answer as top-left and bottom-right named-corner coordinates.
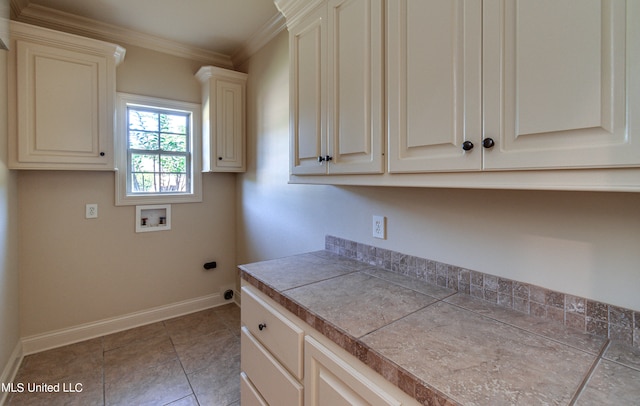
top-left (288, 5), bottom-right (327, 175)
top-left (196, 66), bottom-right (247, 173)
top-left (287, 0), bottom-right (384, 175)
top-left (277, 0), bottom-right (640, 191)
top-left (482, 0), bottom-right (640, 171)
top-left (389, 0), bottom-right (640, 173)
top-left (8, 22), bottom-right (125, 170)
top-left (387, 0), bottom-right (482, 172)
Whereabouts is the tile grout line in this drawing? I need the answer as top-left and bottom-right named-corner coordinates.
top-left (568, 339), bottom-right (610, 405)
top-left (279, 269), bottom-right (362, 294)
top-left (358, 291), bottom-right (459, 341)
top-left (327, 235), bottom-right (639, 349)
top-left (163, 320), bottom-right (200, 406)
top-left (440, 296), bottom-right (606, 357)
top-left (9, 307), bottom-right (241, 406)
top-left (101, 337), bottom-right (106, 406)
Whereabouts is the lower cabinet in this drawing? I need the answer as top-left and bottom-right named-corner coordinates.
top-left (240, 284), bottom-right (420, 405)
top-left (305, 336), bottom-right (402, 406)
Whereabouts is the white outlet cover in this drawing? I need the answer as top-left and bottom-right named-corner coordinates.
top-left (85, 204), bottom-right (98, 219)
top-left (372, 215), bottom-right (386, 239)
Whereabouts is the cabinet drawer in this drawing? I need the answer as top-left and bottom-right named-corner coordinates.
top-left (240, 371), bottom-right (268, 406)
top-left (241, 327), bottom-right (303, 406)
top-left (241, 286), bottom-right (304, 379)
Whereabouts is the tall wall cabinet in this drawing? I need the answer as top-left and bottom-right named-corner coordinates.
top-left (277, 0), bottom-right (640, 191)
top-left (196, 66), bottom-right (248, 173)
top-left (7, 22), bottom-right (125, 170)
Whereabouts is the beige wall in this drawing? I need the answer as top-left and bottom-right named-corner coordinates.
top-left (9, 19), bottom-right (640, 348)
top-left (17, 43), bottom-right (237, 337)
top-left (1, 40), bottom-right (21, 377)
top-left (238, 31), bottom-right (640, 312)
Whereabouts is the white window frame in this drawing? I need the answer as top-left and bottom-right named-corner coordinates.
top-left (115, 93), bottom-right (202, 206)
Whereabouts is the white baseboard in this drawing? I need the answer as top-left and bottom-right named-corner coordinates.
top-left (21, 290), bottom-right (239, 356)
top-left (0, 341), bottom-right (23, 406)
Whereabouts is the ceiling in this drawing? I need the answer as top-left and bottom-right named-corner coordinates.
top-left (10, 0), bottom-right (283, 66)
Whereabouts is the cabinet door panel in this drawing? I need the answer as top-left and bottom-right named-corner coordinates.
top-left (17, 41), bottom-right (111, 166)
top-left (215, 80), bottom-right (245, 170)
top-left (327, 0), bottom-right (384, 174)
top-left (290, 6), bottom-right (327, 175)
top-left (387, 0), bottom-right (482, 173)
top-left (483, 0), bottom-right (640, 169)
top-left (305, 336), bottom-right (401, 406)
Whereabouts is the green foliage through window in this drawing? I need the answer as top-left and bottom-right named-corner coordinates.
top-left (127, 106), bottom-right (191, 194)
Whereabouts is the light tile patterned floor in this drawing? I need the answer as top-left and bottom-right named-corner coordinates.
top-left (7, 304), bottom-right (240, 406)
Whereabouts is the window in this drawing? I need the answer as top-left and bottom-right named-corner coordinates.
top-left (116, 93), bottom-right (202, 205)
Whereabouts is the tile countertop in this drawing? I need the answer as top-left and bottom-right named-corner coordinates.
top-left (238, 251), bottom-right (640, 406)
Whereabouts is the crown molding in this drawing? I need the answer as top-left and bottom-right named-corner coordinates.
top-left (9, 0), bottom-right (28, 19)
top-left (274, 0), bottom-right (324, 28)
top-left (13, 3), bottom-right (235, 68)
top-left (10, 20), bottom-right (126, 65)
top-left (11, 1), bottom-right (286, 69)
top-left (231, 12), bottom-right (286, 67)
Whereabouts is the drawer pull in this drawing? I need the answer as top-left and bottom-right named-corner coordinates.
top-left (258, 323), bottom-right (267, 331)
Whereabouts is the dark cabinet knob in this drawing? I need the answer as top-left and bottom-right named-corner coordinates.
top-left (462, 141), bottom-right (474, 151)
top-left (258, 323), bottom-right (266, 331)
top-left (325, 155), bottom-right (333, 162)
top-left (483, 138), bottom-right (495, 149)
top-left (100, 152), bottom-right (105, 156)
top-left (318, 155), bottom-right (325, 163)
top-left (218, 157), bottom-right (223, 160)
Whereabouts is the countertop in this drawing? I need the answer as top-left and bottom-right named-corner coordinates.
top-left (238, 251), bottom-right (640, 405)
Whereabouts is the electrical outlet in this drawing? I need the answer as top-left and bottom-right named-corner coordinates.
top-left (372, 215), bottom-right (386, 239)
top-left (86, 204), bottom-right (98, 219)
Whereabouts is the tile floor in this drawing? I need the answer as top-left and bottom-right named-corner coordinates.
top-left (7, 304), bottom-right (241, 406)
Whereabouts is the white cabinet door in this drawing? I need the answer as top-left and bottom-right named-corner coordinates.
top-left (305, 336), bottom-right (402, 406)
top-left (387, 0), bottom-right (482, 173)
top-left (213, 78), bottom-right (246, 171)
top-left (289, 5), bottom-right (328, 175)
top-left (9, 22), bottom-right (124, 170)
top-left (483, 0), bottom-right (640, 170)
top-left (289, 0), bottom-right (383, 175)
top-left (327, 0), bottom-right (384, 174)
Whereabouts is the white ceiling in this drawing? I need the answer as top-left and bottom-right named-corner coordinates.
top-left (11, 0), bottom-right (283, 66)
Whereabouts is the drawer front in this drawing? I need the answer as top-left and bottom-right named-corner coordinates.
top-left (241, 327), bottom-right (303, 406)
top-left (240, 371), bottom-right (268, 406)
top-left (241, 286), bottom-right (304, 379)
